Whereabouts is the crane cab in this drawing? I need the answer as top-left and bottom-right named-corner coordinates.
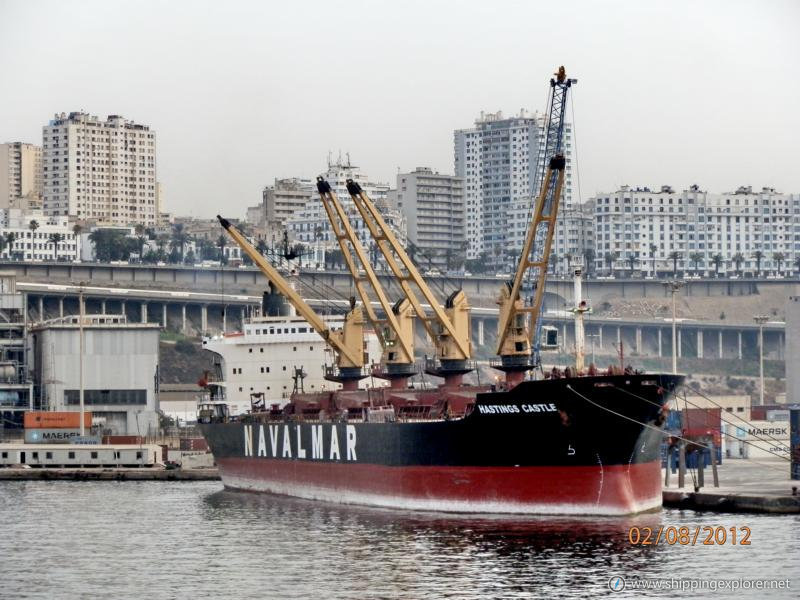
top-left (540, 326), bottom-right (559, 350)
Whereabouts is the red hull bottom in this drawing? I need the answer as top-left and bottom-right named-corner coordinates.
top-left (216, 458), bottom-right (663, 515)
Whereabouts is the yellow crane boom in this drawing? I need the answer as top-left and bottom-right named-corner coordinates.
top-left (344, 180), bottom-right (472, 364)
top-left (217, 215), bottom-right (364, 369)
top-left (316, 178), bottom-right (415, 367)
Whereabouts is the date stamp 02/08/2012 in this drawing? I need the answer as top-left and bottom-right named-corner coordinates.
top-left (628, 526), bottom-right (752, 546)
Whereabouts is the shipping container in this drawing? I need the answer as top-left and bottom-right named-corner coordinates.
top-left (102, 435), bottom-right (143, 445)
top-left (24, 411), bottom-right (92, 429)
top-left (179, 437), bottom-right (209, 452)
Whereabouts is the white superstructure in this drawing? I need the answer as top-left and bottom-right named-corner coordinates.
top-left (202, 311), bottom-right (384, 416)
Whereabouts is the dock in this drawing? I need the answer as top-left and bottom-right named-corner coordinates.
top-left (0, 467), bottom-right (220, 481)
top-left (662, 458), bottom-right (800, 514)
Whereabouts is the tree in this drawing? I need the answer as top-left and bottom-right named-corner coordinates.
top-left (72, 223), bottom-right (83, 237)
top-left (28, 220), bottom-right (39, 234)
top-left (216, 234), bottom-right (228, 265)
top-left (184, 248), bottom-right (196, 265)
top-left (583, 248), bottom-right (596, 277)
top-left (133, 224), bottom-right (147, 260)
top-left (626, 253), bottom-right (637, 275)
top-left (711, 253), bottom-right (723, 277)
top-left (256, 239), bottom-right (268, 256)
top-left (752, 250), bottom-right (764, 277)
top-left (88, 229), bottom-right (133, 262)
top-left (732, 252), bottom-right (744, 276)
top-left (48, 233), bottom-right (64, 261)
top-left (649, 244), bottom-right (658, 277)
top-left (604, 251), bottom-right (618, 276)
top-left (689, 251), bottom-right (704, 274)
top-left (171, 223), bottom-right (189, 260)
top-left (668, 251), bottom-right (682, 276)
top-left (772, 252), bottom-right (785, 276)
top-left (168, 246), bottom-right (181, 264)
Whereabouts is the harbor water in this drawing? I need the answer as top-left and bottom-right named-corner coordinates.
top-left (1, 481), bottom-right (798, 599)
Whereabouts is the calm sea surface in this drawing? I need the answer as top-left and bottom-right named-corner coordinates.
top-left (1, 481), bottom-right (798, 599)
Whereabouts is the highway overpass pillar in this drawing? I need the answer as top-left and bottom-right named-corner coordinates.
top-left (240, 306), bottom-right (245, 329)
top-left (477, 319), bottom-right (484, 346)
top-left (658, 328), bottom-right (663, 357)
top-left (162, 303), bottom-right (168, 328)
top-left (677, 329), bottom-right (682, 358)
top-left (737, 331), bottom-right (742, 360)
top-left (718, 330), bottom-right (723, 359)
top-left (697, 330), bottom-right (704, 359)
top-left (38, 296), bottom-right (43, 321)
top-left (201, 305), bottom-right (208, 333)
top-left (121, 300), bottom-right (126, 318)
top-left (58, 297), bottom-right (63, 318)
top-left (101, 300), bottom-right (106, 315)
top-left (635, 327), bottom-right (642, 354)
top-left (223, 305), bottom-right (227, 332)
top-left (598, 325), bottom-right (603, 349)
top-left (141, 302), bottom-right (148, 323)
top-left (182, 305), bottom-right (187, 334)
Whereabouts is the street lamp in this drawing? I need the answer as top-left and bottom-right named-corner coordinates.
top-left (663, 280), bottom-right (684, 374)
top-left (754, 315), bottom-right (769, 406)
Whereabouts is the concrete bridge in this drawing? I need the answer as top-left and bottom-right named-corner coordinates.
top-left (16, 278), bottom-right (786, 363)
top-left (3, 260), bottom-right (796, 308)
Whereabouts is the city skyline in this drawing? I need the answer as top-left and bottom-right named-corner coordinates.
top-left (1, 0), bottom-right (799, 220)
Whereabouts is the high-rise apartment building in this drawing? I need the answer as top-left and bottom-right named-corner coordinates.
top-left (454, 110), bottom-right (574, 266)
top-left (42, 112), bottom-right (159, 226)
top-left (395, 168), bottom-right (465, 270)
top-left (0, 142), bottom-right (43, 210)
top-left (593, 185), bottom-right (800, 276)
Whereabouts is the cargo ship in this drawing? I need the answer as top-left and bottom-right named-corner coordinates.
top-left (200, 66), bottom-right (685, 515)
top-left (200, 373), bottom-right (681, 514)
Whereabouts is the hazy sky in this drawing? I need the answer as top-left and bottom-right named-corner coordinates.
top-left (1, 0), bottom-right (798, 218)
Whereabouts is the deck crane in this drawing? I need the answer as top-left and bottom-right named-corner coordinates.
top-left (316, 177), bottom-right (417, 389)
top-left (217, 216), bottom-right (368, 391)
top-left (344, 179), bottom-right (472, 387)
top-left (494, 65), bottom-right (576, 387)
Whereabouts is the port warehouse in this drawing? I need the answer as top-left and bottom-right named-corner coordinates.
top-left (0, 443), bottom-right (162, 467)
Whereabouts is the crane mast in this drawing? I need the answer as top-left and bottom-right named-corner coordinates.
top-left (495, 66), bottom-right (575, 386)
top-left (217, 215), bottom-right (368, 391)
top-left (316, 178), bottom-right (416, 389)
top-left (344, 179), bottom-right (472, 386)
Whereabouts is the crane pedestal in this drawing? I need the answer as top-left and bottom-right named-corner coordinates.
top-left (492, 355), bottom-right (536, 388)
top-left (424, 358), bottom-right (473, 388)
top-left (323, 366), bottom-right (367, 392)
top-left (371, 362), bottom-right (418, 390)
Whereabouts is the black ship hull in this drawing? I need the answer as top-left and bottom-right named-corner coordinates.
top-left (200, 374), bottom-right (682, 515)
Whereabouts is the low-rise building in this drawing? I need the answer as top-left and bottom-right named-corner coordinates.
top-left (0, 209), bottom-right (79, 261)
top-left (29, 315), bottom-right (161, 436)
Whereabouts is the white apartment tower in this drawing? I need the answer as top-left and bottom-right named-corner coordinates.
top-left (0, 142), bottom-right (43, 209)
top-left (42, 112), bottom-right (158, 226)
top-left (454, 110), bottom-right (573, 266)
